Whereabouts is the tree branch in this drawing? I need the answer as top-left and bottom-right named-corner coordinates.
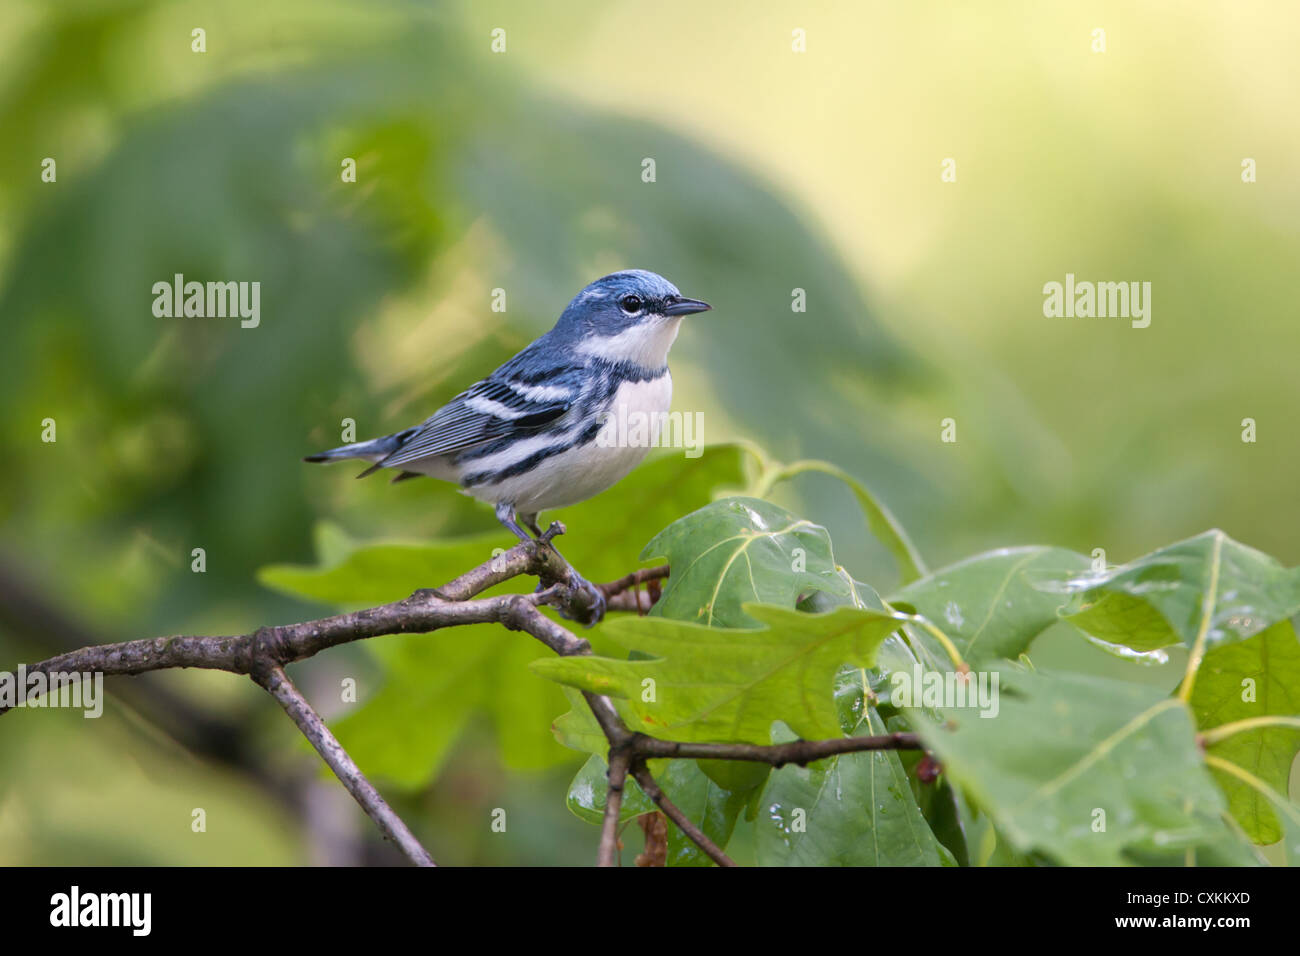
top-left (253, 662), bottom-right (436, 867)
top-left (598, 749), bottom-right (632, 867)
top-left (0, 536), bottom-right (593, 706)
top-left (598, 565), bottom-right (670, 595)
top-left (631, 731), bottom-right (922, 766)
top-left (2, 529), bottom-right (924, 868)
top-left (630, 760), bottom-right (736, 867)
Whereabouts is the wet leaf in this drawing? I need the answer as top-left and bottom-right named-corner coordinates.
top-left (907, 669), bottom-right (1250, 866)
top-left (1192, 619), bottom-right (1300, 844)
top-left (1060, 530), bottom-right (1300, 654)
top-left (532, 603), bottom-right (905, 744)
top-left (642, 496), bottom-right (850, 628)
top-left (756, 706), bottom-right (949, 866)
top-left (891, 546), bottom-right (1090, 662)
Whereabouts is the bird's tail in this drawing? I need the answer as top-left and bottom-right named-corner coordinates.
top-left (304, 432), bottom-right (410, 479)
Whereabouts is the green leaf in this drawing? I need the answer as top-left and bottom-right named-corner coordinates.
top-left (641, 496), bottom-right (850, 628)
top-left (891, 546), bottom-right (1090, 662)
top-left (1261, 794), bottom-right (1300, 865)
top-left (556, 481), bottom-right (822, 864)
top-left (908, 668), bottom-right (1250, 866)
top-left (1204, 766), bottom-right (1300, 865)
top-left (655, 769), bottom-right (754, 867)
top-left (696, 759), bottom-right (771, 795)
top-left (550, 687), bottom-right (608, 755)
top-left (1192, 619), bottom-right (1300, 844)
top-left (887, 713), bottom-right (971, 866)
top-left (531, 603), bottom-right (905, 744)
top-left (756, 707), bottom-right (949, 866)
top-left (1060, 530), bottom-right (1300, 654)
top-left (567, 753), bottom-right (654, 824)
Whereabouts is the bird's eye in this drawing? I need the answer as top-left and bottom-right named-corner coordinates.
top-left (619, 294), bottom-right (643, 314)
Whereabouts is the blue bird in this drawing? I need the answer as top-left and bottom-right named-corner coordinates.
top-left (305, 270), bottom-right (711, 622)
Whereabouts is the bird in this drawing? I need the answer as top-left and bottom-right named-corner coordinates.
top-left (304, 269), bottom-right (712, 622)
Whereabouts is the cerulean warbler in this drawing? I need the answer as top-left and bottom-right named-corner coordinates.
top-left (305, 270), bottom-right (711, 620)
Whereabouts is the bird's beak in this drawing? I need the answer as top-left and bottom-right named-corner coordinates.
top-left (663, 296), bottom-right (712, 316)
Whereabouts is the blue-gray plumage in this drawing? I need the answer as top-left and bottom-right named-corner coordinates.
top-left (305, 270), bottom-right (711, 620)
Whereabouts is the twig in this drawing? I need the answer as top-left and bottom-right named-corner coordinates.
top-left (599, 565), bottom-right (669, 597)
top-left (598, 749), bottom-right (632, 867)
top-left (600, 565), bottom-right (668, 614)
top-left (253, 663), bottom-right (436, 867)
top-left (630, 760), bottom-right (736, 867)
top-left (632, 731), bottom-right (922, 766)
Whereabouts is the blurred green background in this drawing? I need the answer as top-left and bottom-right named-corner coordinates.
top-left (1, 0), bottom-right (1296, 864)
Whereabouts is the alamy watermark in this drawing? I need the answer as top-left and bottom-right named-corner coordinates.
top-left (1042, 273), bottom-right (1151, 328)
top-left (50, 886), bottom-right (150, 936)
top-left (596, 404), bottom-right (704, 458)
top-left (891, 664), bottom-right (1000, 718)
top-left (152, 273), bottom-right (260, 328)
top-left (0, 666), bottom-right (104, 718)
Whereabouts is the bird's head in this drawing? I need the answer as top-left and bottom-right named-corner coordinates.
top-left (555, 270), bottom-right (711, 369)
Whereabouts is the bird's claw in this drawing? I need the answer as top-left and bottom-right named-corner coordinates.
top-left (551, 571), bottom-right (605, 627)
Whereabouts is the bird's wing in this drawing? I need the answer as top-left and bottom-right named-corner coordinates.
top-left (377, 367), bottom-right (580, 469)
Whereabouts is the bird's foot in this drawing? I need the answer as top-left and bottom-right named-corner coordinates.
top-left (524, 520), bottom-right (602, 624)
top-left (557, 569), bottom-right (606, 627)
top-left (538, 568), bottom-right (605, 627)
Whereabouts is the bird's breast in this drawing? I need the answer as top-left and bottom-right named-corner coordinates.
top-left (598, 370), bottom-right (674, 434)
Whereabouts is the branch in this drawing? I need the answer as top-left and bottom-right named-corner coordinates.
top-left (597, 749), bottom-right (631, 867)
top-left (1, 531), bottom-right (606, 865)
top-left (3, 525), bottom-right (923, 869)
top-left (630, 760), bottom-right (736, 867)
top-left (605, 733), bottom-right (919, 867)
top-left (632, 731), bottom-right (922, 766)
top-left (1, 537), bottom-right (592, 704)
top-left (599, 565), bottom-right (670, 594)
top-left (253, 663), bottom-right (436, 867)
top-left (599, 566), bottom-right (668, 615)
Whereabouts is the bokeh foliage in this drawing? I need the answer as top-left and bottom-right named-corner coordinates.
top-left (2, 0), bottom-right (1297, 864)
